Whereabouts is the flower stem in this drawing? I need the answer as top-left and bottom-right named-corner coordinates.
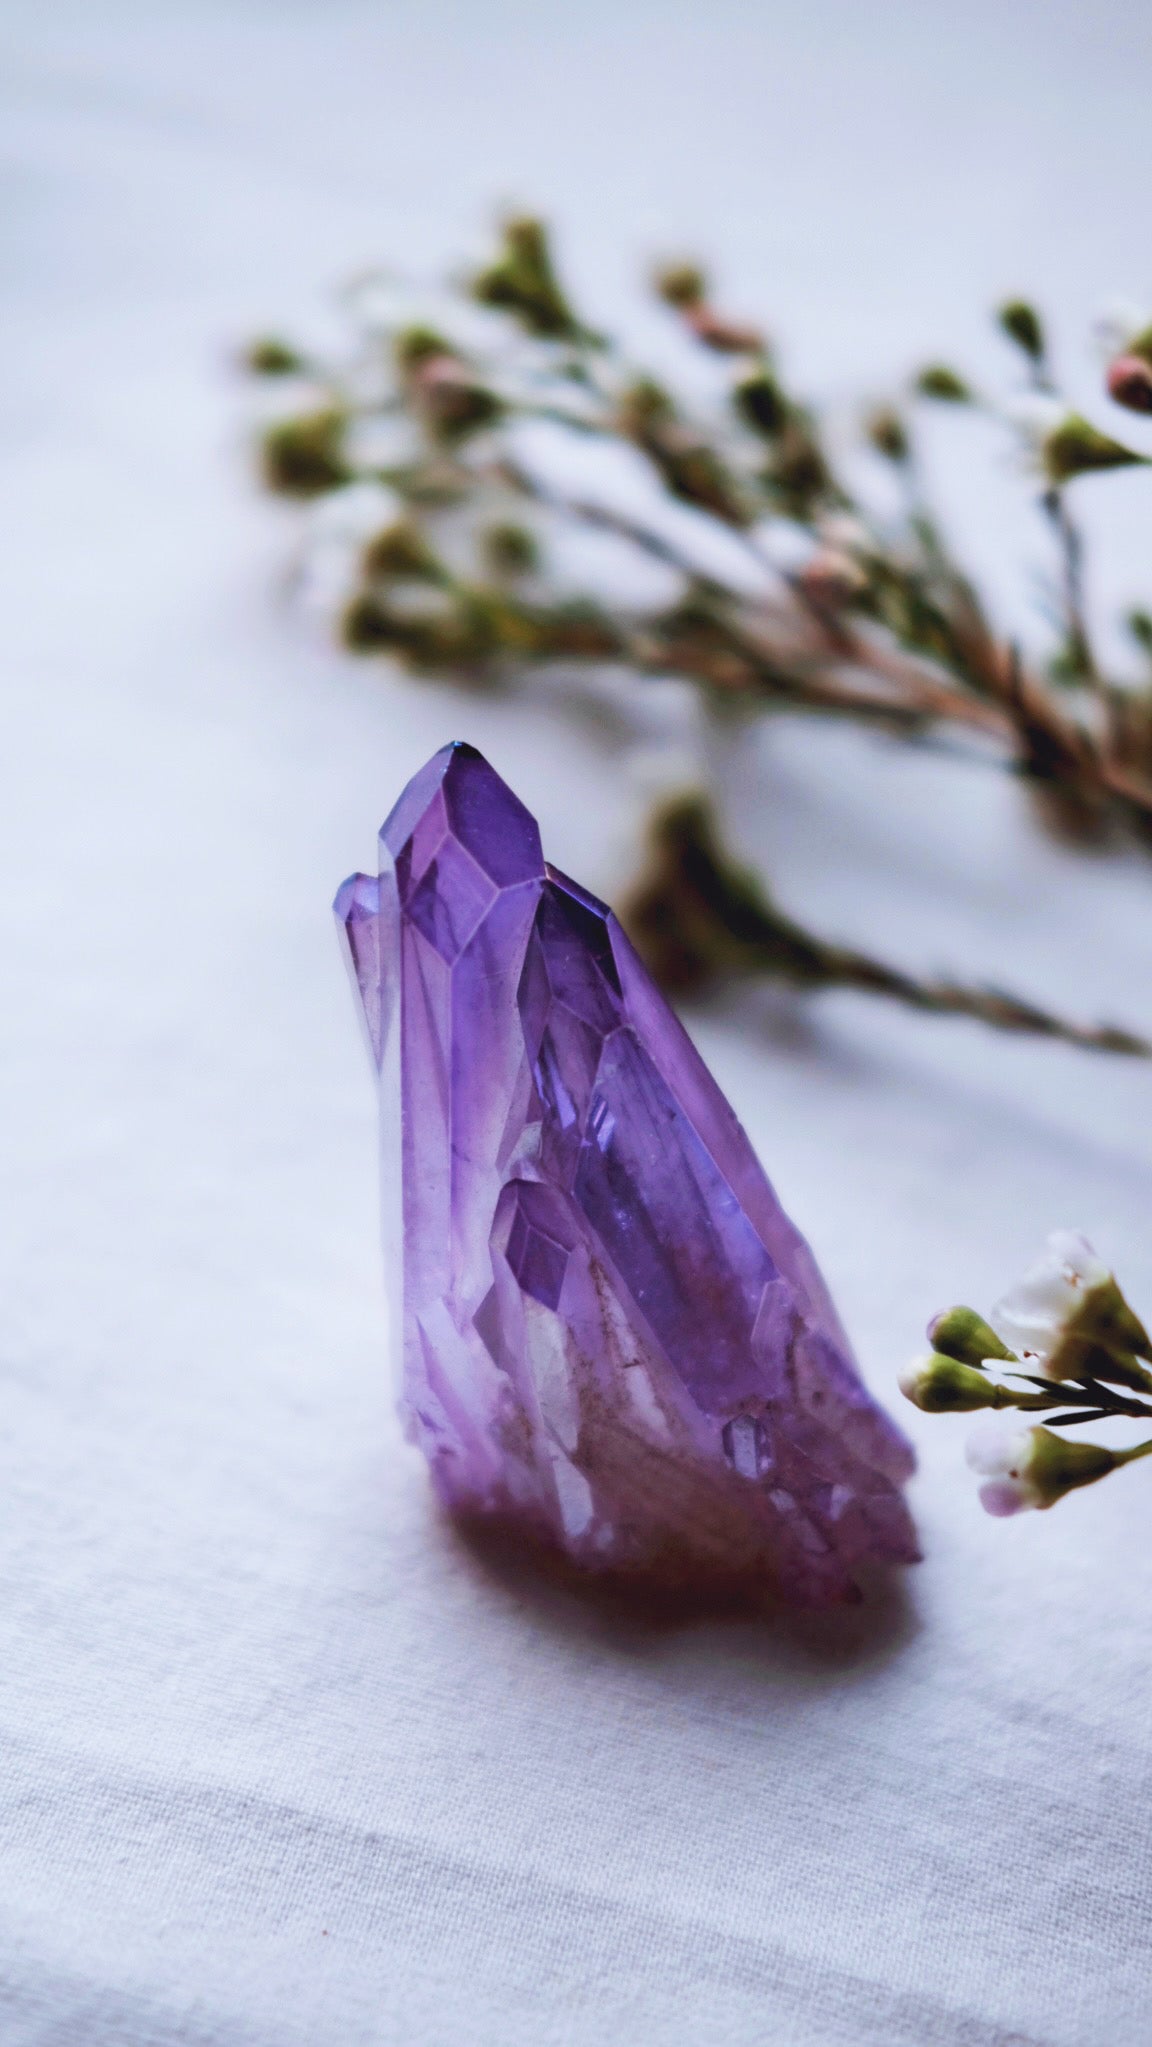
top-left (624, 793), bottom-right (1151, 1054)
top-left (1114, 1438), bottom-right (1152, 1467)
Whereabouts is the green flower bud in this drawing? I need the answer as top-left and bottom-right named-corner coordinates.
top-left (927, 1306), bottom-right (1017, 1368)
top-left (261, 408), bottom-right (350, 497)
top-left (245, 336), bottom-right (305, 376)
top-left (394, 325), bottom-right (454, 374)
top-left (618, 378), bottom-right (674, 433)
top-left (1025, 1427), bottom-right (1118, 1505)
top-left (340, 587), bottom-right (494, 670)
top-left (361, 520), bottom-right (444, 583)
top-left (1042, 414), bottom-right (1145, 485)
top-left (654, 261), bottom-right (707, 310)
top-left (997, 298), bottom-right (1046, 361)
top-left (761, 416), bottom-right (835, 519)
top-left (898, 1353), bottom-right (1016, 1413)
top-left (915, 364), bottom-right (972, 403)
top-left (471, 217), bottom-right (581, 341)
top-left (866, 408), bottom-right (910, 463)
top-left (619, 380), bottom-right (750, 524)
top-left (482, 522), bottom-right (539, 577)
top-left (398, 342), bottom-right (504, 443)
top-left (733, 369), bottom-right (787, 438)
top-left (968, 1422), bottom-right (1120, 1514)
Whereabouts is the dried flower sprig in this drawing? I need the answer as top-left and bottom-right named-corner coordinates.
top-left (902, 1233), bottom-right (1152, 1514)
top-left (625, 797), bottom-right (1149, 1052)
top-left (247, 216), bottom-right (1152, 1052)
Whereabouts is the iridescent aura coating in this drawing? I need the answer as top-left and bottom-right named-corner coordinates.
top-left (336, 744), bottom-right (917, 1606)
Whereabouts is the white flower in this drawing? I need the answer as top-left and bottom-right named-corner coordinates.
top-left (966, 1417), bottom-right (1119, 1517)
top-left (896, 1356), bottom-right (929, 1402)
top-left (989, 1230), bottom-right (1109, 1379)
top-left (965, 1419), bottom-right (1040, 1516)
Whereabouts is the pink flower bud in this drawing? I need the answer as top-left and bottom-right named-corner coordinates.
top-left (1106, 355), bottom-right (1152, 415)
top-left (978, 1477), bottom-right (1034, 1518)
top-left (798, 547), bottom-right (867, 607)
top-left (685, 305), bottom-right (764, 355)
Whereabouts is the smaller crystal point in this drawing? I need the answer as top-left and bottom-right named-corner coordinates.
top-left (338, 744), bottom-right (918, 1609)
top-left (335, 872), bottom-right (385, 1066)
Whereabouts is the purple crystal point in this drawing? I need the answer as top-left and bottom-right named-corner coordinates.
top-left (338, 744), bottom-right (918, 1607)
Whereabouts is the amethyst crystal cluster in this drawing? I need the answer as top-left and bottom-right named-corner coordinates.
top-left (337, 745), bottom-right (917, 1607)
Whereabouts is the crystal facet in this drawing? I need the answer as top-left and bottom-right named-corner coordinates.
top-left (338, 744), bottom-right (918, 1607)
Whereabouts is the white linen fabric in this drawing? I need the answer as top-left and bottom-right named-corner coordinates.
top-left (3, 6), bottom-right (1152, 2043)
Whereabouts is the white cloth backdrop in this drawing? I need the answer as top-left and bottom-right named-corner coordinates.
top-left (3, 5), bottom-right (1152, 2043)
